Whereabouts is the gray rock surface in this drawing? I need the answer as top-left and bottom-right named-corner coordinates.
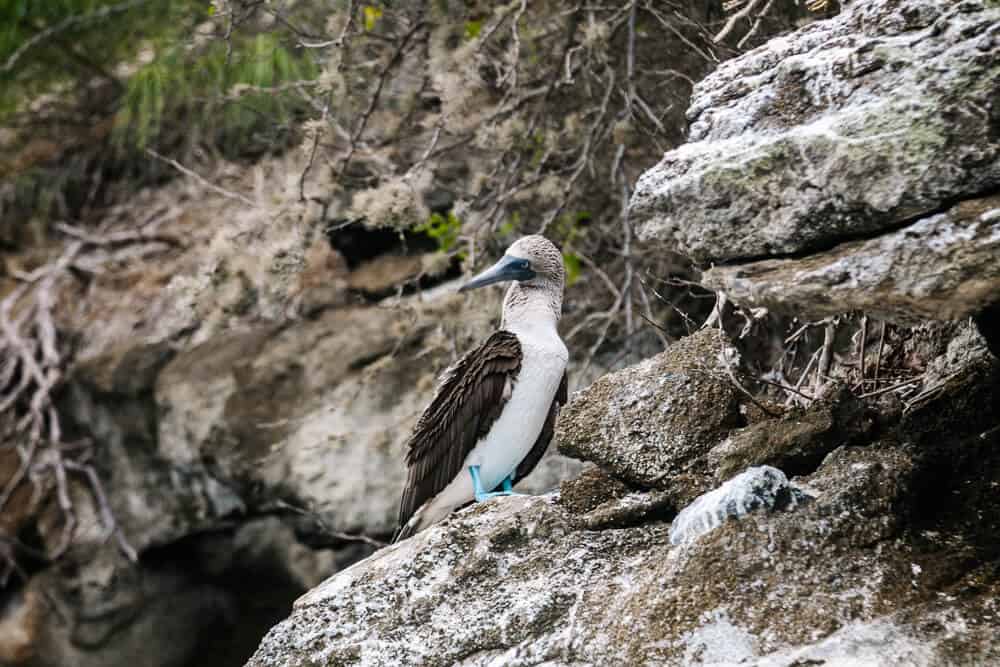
top-left (629, 0), bottom-right (1000, 323)
top-left (245, 329), bottom-right (1000, 666)
top-left (556, 328), bottom-right (743, 506)
top-left (708, 387), bottom-right (873, 481)
top-left (246, 409), bottom-right (1000, 666)
top-left (702, 194), bottom-right (1000, 324)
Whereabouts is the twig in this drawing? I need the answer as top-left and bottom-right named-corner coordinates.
top-left (754, 375), bottom-right (815, 401)
top-left (736, 0), bottom-right (777, 49)
top-left (874, 322), bottom-right (887, 387)
top-left (701, 291), bottom-right (728, 329)
top-left (813, 320), bottom-right (836, 397)
top-left (713, 0), bottom-right (766, 43)
top-left (721, 363), bottom-right (781, 417)
top-left (299, 101), bottom-right (329, 202)
top-left (786, 347), bottom-right (822, 406)
top-left (857, 378), bottom-right (921, 399)
top-left (339, 19), bottom-right (428, 178)
top-left (271, 499), bottom-right (387, 548)
top-left (859, 315), bottom-right (868, 388)
top-left (146, 149), bottom-right (256, 207)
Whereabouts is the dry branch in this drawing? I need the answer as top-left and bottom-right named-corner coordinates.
top-left (0, 221), bottom-right (173, 574)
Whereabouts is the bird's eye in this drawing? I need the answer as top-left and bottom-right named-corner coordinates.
top-left (519, 260), bottom-right (531, 269)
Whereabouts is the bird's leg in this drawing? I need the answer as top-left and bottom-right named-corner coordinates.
top-left (469, 465), bottom-right (492, 502)
top-left (468, 466), bottom-right (523, 502)
top-left (499, 475), bottom-right (526, 496)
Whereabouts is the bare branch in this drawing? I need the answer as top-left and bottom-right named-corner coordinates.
top-left (146, 149), bottom-right (257, 207)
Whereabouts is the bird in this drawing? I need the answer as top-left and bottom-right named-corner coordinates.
top-left (394, 235), bottom-right (569, 541)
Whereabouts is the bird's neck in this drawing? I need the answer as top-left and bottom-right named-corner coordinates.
top-left (501, 282), bottom-right (562, 339)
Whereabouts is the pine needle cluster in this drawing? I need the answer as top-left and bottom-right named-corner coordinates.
top-left (1, 0), bottom-right (319, 244)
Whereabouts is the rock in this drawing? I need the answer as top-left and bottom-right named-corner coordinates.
top-left (13, 261), bottom-right (585, 667)
top-left (578, 489), bottom-right (675, 531)
top-left (245, 332), bottom-right (1000, 666)
top-left (708, 386), bottom-right (874, 481)
top-left (346, 254), bottom-right (425, 296)
top-left (292, 238), bottom-right (349, 315)
top-left (629, 0), bottom-right (1000, 324)
top-left (702, 195), bottom-right (1000, 324)
top-left (668, 465), bottom-right (808, 546)
top-left (557, 328), bottom-right (743, 504)
top-left (0, 559), bottom-right (233, 667)
top-left (245, 433), bottom-right (1000, 666)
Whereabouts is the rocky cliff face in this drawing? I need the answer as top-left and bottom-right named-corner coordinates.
top-left (245, 0), bottom-right (1000, 665)
top-left (631, 0), bottom-right (999, 326)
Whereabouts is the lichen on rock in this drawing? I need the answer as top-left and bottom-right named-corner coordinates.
top-left (556, 328), bottom-right (744, 505)
top-left (629, 0), bottom-right (1000, 325)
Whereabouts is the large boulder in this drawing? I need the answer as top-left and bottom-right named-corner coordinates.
top-left (556, 329), bottom-right (743, 506)
top-left (629, 0), bottom-right (1000, 323)
top-left (702, 194), bottom-right (1000, 324)
top-left (245, 358), bottom-right (1000, 666)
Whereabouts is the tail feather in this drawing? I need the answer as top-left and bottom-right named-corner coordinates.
top-left (392, 503), bottom-right (427, 543)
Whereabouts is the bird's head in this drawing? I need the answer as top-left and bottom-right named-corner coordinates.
top-left (459, 235), bottom-right (565, 293)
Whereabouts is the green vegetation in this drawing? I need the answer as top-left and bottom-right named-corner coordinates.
top-left (416, 211), bottom-right (462, 253)
top-left (563, 251), bottom-right (582, 287)
top-left (1, 0), bottom-right (318, 153)
top-left (363, 5), bottom-right (383, 32)
top-left (1, 0), bottom-right (320, 243)
top-left (118, 32), bottom-right (317, 150)
top-left (464, 20), bottom-right (482, 40)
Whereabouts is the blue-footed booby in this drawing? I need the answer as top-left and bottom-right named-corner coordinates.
top-left (394, 235), bottom-right (568, 541)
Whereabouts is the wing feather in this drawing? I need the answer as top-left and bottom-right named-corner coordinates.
top-left (397, 331), bottom-right (522, 531)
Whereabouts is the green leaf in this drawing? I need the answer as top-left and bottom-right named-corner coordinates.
top-left (464, 20), bottom-right (482, 40)
top-left (363, 5), bottom-right (383, 32)
top-left (416, 211), bottom-right (462, 252)
top-left (563, 252), bottom-right (582, 286)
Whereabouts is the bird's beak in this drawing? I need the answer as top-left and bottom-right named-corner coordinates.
top-left (459, 255), bottom-right (534, 292)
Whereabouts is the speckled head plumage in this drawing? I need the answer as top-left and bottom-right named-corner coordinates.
top-left (504, 235), bottom-right (565, 292)
top-left (457, 234), bottom-right (566, 326)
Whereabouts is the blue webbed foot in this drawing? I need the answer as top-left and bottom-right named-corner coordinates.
top-left (468, 468), bottom-right (525, 502)
top-left (500, 475), bottom-right (525, 496)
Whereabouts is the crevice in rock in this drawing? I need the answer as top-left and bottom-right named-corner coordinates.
top-left (972, 301), bottom-right (1000, 358)
top-left (325, 219), bottom-right (436, 269)
top-left (325, 218), bottom-right (464, 301)
top-left (710, 185), bottom-right (1000, 268)
top-left (134, 515), bottom-right (378, 667)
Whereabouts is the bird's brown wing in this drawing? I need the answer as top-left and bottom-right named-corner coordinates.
top-left (512, 371), bottom-right (568, 484)
top-left (396, 331), bottom-right (522, 533)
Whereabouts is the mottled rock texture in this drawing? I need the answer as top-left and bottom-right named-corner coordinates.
top-left (1, 188), bottom-right (585, 667)
top-left (630, 0), bottom-right (1000, 324)
top-left (668, 465), bottom-right (808, 545)
top-left (246, 355), bottom-right (1000, 666)
top-left (246, 319), bottom-right (1000, 666)
top-left (703, 195), bottom-right (1000, 324)
top-left (557, 329), bottom-right (742, 506)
